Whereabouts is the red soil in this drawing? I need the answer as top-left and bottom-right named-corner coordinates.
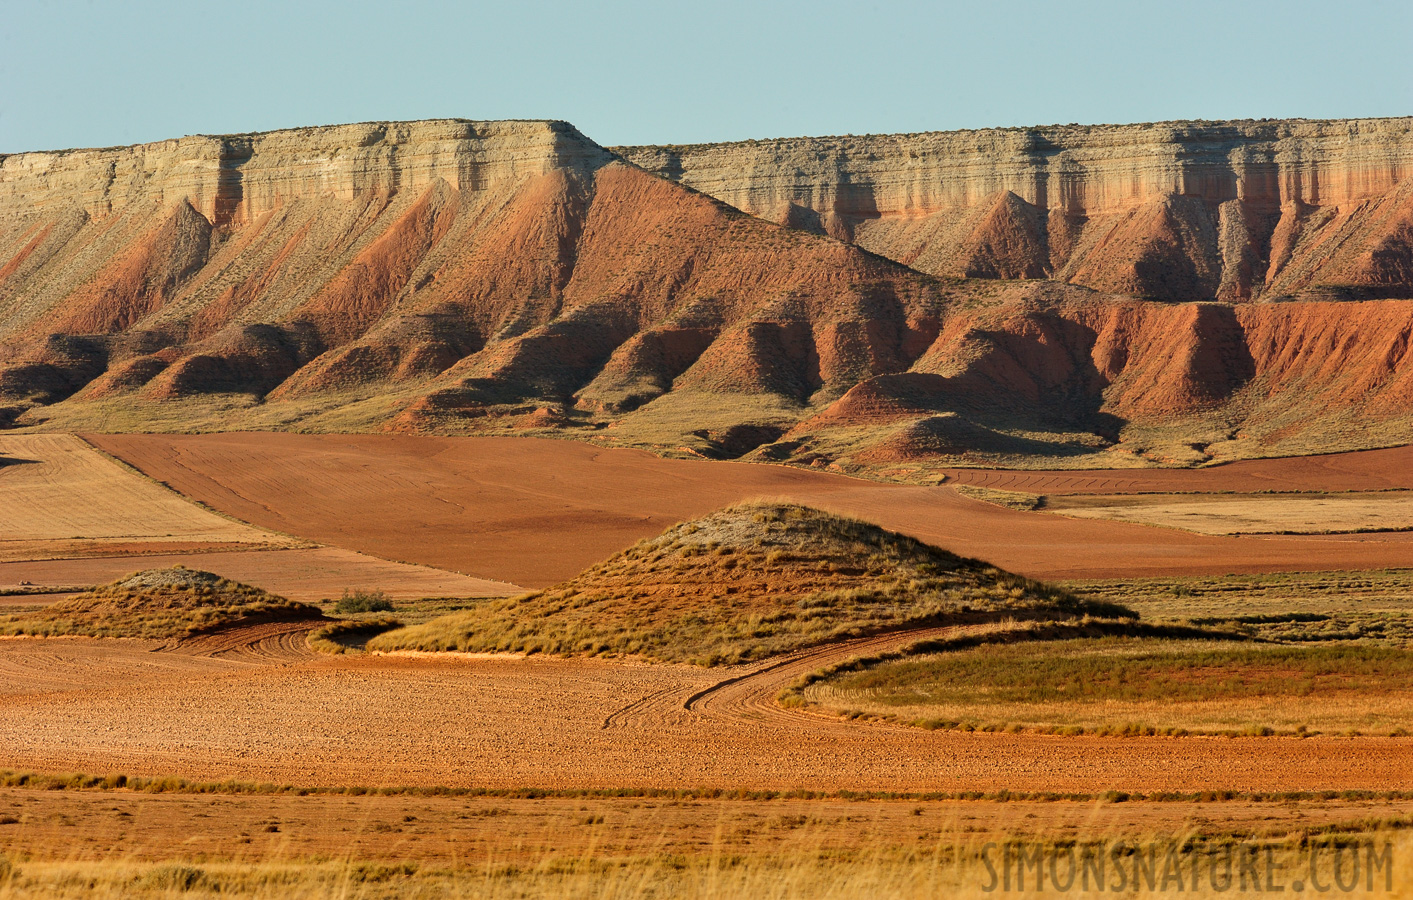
top-left (38, 200), bottom-right (210, 336)
top-left (0, 223), bottom-right (52, 286)
top-left (4, 137), bottom-right (1413, 471)
top-left (90, 433), bottom-right (1413, 589)
top-left (293, 181), bottom-right (458, 348)
top-left (0, 547), bottom-right (519, 603)
top-left (1, 628), bottom-right (1409, 793)
top-left (943, 443), bottom-right (1413, 494)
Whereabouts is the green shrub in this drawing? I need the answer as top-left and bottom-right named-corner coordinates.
top-left (335, 589), bottom-right (394, 614)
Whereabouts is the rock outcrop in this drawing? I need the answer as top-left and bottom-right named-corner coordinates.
top-left (617, 119), bottom-right (1413, 302)
top-left (3, 117), bottom-right (1413, 473)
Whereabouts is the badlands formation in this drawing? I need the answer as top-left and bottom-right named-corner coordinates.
top-left (2, 118), bottom-right (1413, 469)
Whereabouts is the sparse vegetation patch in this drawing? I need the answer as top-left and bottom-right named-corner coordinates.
top-left (307, 616), bottom-right (404, 655)
top-left (952, 484), bottom-right (1044, 511)
top-left (334, 588), bottom-right (394, 614)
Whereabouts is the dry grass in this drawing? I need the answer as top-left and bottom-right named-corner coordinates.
top-left (335, 589), bottom-right (394, 614)
top-left (0, 433), bottom-right (300, 561)
top-left (1062, 567), bottom-right (1413, 624)
top-left (0, 567), bottom-right (322, 639)
top-left (369, 503), bottom-right (1132, 665)
top-left (0, 828), bottom-right (1408, 898)
top-left (307, 616), bottom-right (404, 655)
top-left (951, 484), bottom-right (1044, 511)
top-left (795, 632), bottom-right (1413, 736)
top-left (1046, 490), bottom-right (1413, 535)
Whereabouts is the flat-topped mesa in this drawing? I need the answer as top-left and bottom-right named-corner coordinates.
top-left (7, 116), bottom-right (1413, 470)
top-left (617, 118), bottom-right (1413, 301)
top-left (0, 119), bottom-right (611, 226)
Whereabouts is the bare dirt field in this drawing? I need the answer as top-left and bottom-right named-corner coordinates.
top-left (2, 625), bottom-right (1411, 794)
top-left (0, 434), bottom-right (522, 602)
top-left (7, 431), bottom-right (1413, 878)
top-left (1046, 491), bottom-right (1413, 535)
top-left (0, 548), bottom-right (520, 604)
top-left (90, 433), bottom-right (1413, 586)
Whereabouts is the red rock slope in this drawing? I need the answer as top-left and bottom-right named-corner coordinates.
top-left (618, 119), bottom-right (1413, 303)
top-left (1, 119), bottom-right (1412, 471)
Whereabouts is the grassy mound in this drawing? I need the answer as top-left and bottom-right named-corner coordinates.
top-left (369, 502), bottom-right (1132, 665)
top-left (0, 567), bottom-right (323, 639)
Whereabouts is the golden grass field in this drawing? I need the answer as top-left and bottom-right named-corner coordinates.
top-left (2, 785), bottom-right (1412, 898)
top-left (0, 434), bottom-right (299, 562)
top-left (797, 633), bottom-right (1413, 736)
top-left (1046, 491), bottom-right (1413, 535)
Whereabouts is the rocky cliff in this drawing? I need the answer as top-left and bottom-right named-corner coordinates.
top-left (2, 118), bottom-right (1412, 472)
top-left (618, 119), bottom-right (1413, 303)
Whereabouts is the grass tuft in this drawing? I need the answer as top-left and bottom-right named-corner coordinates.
top-left (307, 616), bottom-right (403, 655)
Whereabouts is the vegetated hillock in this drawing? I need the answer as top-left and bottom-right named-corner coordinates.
top-left (369, 502), bottom-right (1134, 665)
top-left (0, 566), bottom-right (323, 639)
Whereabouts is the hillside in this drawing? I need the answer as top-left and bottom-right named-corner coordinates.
top-left (367, 502), bottom-right (1131, 664)
top-left (3, 118), bottom-right (1413, 471)
top-left (618, 118), bottom-right (1413, 303)
top-left (0, 566), bottom-right (324, 639)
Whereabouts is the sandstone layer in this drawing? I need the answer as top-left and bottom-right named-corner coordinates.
top-left (2, 118), bottom-right (1412, 470)
top-left (618, 119), bottom-right (1413, 302)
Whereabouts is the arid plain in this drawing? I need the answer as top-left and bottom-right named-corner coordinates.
top-left (4, 432), bottom-right (1413, 789)
top-left (7, 113), bottom-right (1413, 896)
top-left (5, 435), bottom-right (1413, 897)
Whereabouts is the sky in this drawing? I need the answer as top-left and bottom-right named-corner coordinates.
top-left (2, 0), bottom-right (1411, 154)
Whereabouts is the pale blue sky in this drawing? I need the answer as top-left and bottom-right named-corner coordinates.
top-left (3, 0), bottom-right (1410, 153)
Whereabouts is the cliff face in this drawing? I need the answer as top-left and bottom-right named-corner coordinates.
top-left (617, 119), bottom-right (1413, 302)
top-left (0, 119), bottom-right (950, 452)
top-left (2, 118), bottom-right (1413, 472)
top-left (1, 120), bottom-right (607, 226)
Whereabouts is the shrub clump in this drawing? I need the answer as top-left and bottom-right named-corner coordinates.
top-left (335, 589), bottom-right (394, 614)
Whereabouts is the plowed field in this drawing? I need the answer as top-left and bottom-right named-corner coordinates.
top-left (0, 548), bottom-right (520, 603)
top-left (943, 445), bottom-right (1413, 494)
top-left (2, 626), bottom-right (1411, 794)
top-left (91, 433), bottom-right (1413, 586)
top-left (0, 434), bottom-right (295, 561)
top-left (0, 434), bottom-right (521, 601)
